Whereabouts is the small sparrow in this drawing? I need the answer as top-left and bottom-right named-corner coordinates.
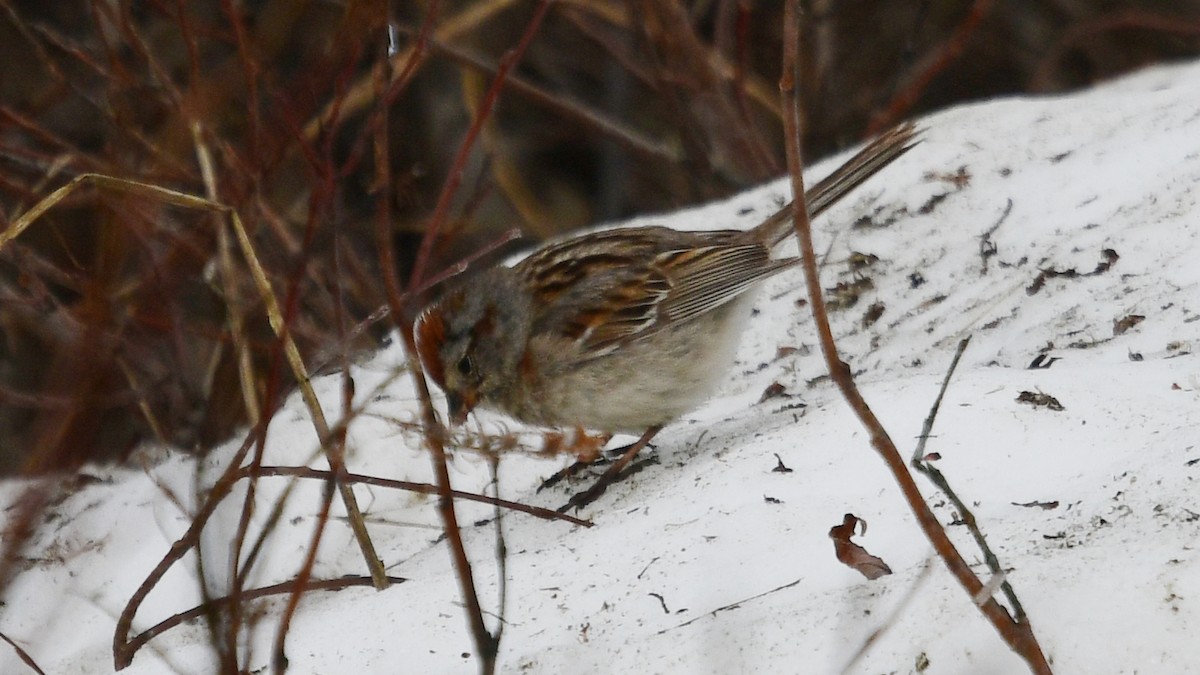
top-left (415, 124), bottom-right (917, 502)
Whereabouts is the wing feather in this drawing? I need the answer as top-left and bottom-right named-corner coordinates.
top-left (515, 227), bottom-right (793, 361)
top-left (656, 245), bottom-right (794, 325)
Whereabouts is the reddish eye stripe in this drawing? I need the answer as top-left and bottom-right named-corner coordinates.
top-left (414, 309), bottom-right (447, 388)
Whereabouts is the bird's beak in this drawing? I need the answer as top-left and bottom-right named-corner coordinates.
top-left (446, 390), bottom-right (478, 426)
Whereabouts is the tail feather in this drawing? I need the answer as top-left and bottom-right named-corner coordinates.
top-left (756, 122), bottom-right (920, 246)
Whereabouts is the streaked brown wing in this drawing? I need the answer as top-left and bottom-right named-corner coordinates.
top-left (516, 226), bottom-right (793, 359)
top-left (655, 244), bottom-right (794, 325)
top-left (518, 228), bottom-right (672, 356)
top-left (557, 270), bottom-right (673, 355)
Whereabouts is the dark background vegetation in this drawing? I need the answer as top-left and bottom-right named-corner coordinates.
top-left (1, 0), bottom-right (1198, 474)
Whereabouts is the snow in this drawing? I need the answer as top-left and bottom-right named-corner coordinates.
top-left (4, 59), bottom-right (1200, 674)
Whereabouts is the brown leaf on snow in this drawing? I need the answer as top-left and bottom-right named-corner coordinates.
top-left (829, 514), bottom-right (893, 580)
top-left (861, 301), bottom-right (886, 328)
top-left (1112, 314), bottom-right (1145, 336)
top-left (758, 381), bottom-right (788, 403)
top-left (825, 277), bottom-right (874, 310)
top-left (1026, 247), bottom-right (1120, 295)
top-left (1016, 390), bottom-right (1065, 411)
top-left (1094, 248), bottom-right (1120, 274)
top-left (847, 251), bottom-right (881, 271)
top-left (925, 166), bottom-right (972, 188)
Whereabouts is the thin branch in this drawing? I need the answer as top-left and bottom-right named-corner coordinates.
top-left (390, 5), bottom-right (556, 669)
top-left (253, 465), bottom-right (591, 527)
top-left (119, 575), bottom-right (408, 663)
top-left (779, 2), bottom-right (1052, 672)
top-left (911, 337), bottom-right (1027, 620)
top-left (408, 0), bottom-right (555, 288)
top-left (420, 34), bottom-right (678, 165)
top-left (487, 453), bottom-right (509, 648)
top-left (272, 459), bottom-right (338, 673)
top-left (114, 433), bottom-right (257, 670)
top-left (868, 0), bottom-right (996, 135)
top-left (657, 577), bottom-right (804, 635)
top-left (0, 629), bottom-right (47, 675)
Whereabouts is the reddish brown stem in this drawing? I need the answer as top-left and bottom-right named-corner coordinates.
top-left (114, 434), bottom-right (258, 669)
top-left (385, 5), bottom-right (559, 671)
top-left (419, 35), bottom-right (676, 165)
top-left (868, 0), bottom-right (995, 135)
top-left (780, 2), bottom-right (1051, 672)
top-left (271, 434), bottom-right (342, 673)
top-left (0, 628), bottom-right (47, 675)
top-left (255, 465), bottom-right (591, 527)
top-left (408, 0), bottom-right (555, 289)
top-left (121, 575), bottom-right (408, 665)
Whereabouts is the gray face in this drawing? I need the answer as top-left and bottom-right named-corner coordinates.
top-left (436, 296), bottom-right (486, 417)
top-left (427, 266), bottom-right (532, 422)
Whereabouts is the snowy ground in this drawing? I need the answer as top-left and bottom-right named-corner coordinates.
top-left (3, 59), bottom-right (1200, 674)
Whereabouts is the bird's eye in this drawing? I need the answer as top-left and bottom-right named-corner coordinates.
top-left (457, 355), bottom-right (474, 376)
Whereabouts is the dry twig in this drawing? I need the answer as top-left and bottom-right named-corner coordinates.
top-left (779, 2), bottom-right (1051, 671)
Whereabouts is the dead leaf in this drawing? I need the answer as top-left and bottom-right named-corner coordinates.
top-left (1112, 314), bottom-right (1145, 336)
top-left (1016, 390), bottom-right (1065, 411)
top-left (861, 301), bottom-right (885, 328)
top-left (918, 192), bottom-right (950, 214)
top-left (1028, 354), bottom-right (1060, 369)
top-left (829, 514), bottom-right (893, 580)
top-left (1027, 248), bottom-right (1121, 295)
top-left (758, 382), bottom-right (788, 403)
top-left (1012, 500), bottom-right (1060, 510)
top-left (1094, 248), bottom-right (1120, 274)
top-left (924, 166), bottom-right (972, 188)
top-left (847, 251), bottom-right (880, 270)
top-left (826, 277), bottom-right (874, 310)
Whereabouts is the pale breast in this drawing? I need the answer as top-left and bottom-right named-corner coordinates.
top-left (495, 294), bottom-right (756, 432)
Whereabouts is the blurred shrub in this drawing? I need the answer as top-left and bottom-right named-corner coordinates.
top-left (0, 0), bottom-right (1196, 472)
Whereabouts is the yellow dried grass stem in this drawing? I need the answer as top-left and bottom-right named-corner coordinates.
top-left (2, 173), bottom-right (389, 589)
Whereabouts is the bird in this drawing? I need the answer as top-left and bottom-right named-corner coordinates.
top-left (415, 123), bottom-right (918, 508)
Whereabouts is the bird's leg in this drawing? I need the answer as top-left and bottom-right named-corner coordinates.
top-left (537, 459), bottom-right (594, 491)
top-left (536, 426), bottom-right (614, 491)
top-left (557, 425), bottom-right (662, 512)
